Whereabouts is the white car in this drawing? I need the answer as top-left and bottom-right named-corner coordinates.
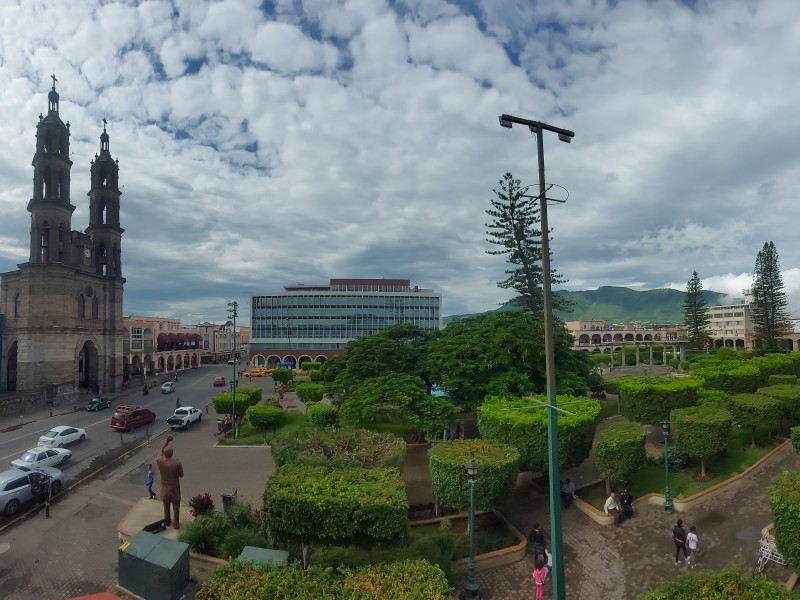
top-left (11, 447), bottom-right (72, 469)
top-left (161, 382), bottom-right (176, 394)
top-left (38, 426), bottom-right (87, 447)
top-left (166, 407), bottom-right (202, 430)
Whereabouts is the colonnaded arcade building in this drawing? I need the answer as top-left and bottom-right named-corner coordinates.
top-left (0, 81), bottom-right (125, 395)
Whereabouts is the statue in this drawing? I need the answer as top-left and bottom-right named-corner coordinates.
top-left (157, 435), bottom-right (184, 529)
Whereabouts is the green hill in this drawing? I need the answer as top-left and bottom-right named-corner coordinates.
top-left (444, 286), bottom-right (729, 326)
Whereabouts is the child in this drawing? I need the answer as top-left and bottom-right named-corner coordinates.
top-left (533, 558), bottom-right (547, 600)
top-left (687, 525), bottom-right (699, 568)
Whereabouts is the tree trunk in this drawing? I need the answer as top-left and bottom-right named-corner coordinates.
top-left (605, 478), bottom-right (612, 496)
top-left (302, 544), bottom-right (309, 569)
top-left (751, 426), bottom-right (756, 449)
top-left (700, 459), bottom-right (706, 478)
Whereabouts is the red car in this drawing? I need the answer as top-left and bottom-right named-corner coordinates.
top-left (212, 376), bottom-right (226, 387)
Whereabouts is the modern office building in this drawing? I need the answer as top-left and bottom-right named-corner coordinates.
top-left (249, 278), bottom-right (442, 367)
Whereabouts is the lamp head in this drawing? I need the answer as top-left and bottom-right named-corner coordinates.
top-left (661, 418), bottom-right (670, 433)
top-left (498, 116), bottom-right (512, 129)
top-left (558, 133), bottom-right (572, 143)
top-left (465, 460), bottom-right (480, 477)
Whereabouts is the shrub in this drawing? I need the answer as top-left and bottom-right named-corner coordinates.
top-left (271, 368), bottom-right (293, 384)
top-left (729, 393), bottom-right (783, 448)
top-left (270, 428), bottom-right (406, 469)
top-left (179, 513), bottom-right (230, 556)
top-left (294, 382), bottom-right (325, 404)
top-left (188, 492), bottom-right (216, 517)
top-left (692, 363), bottom-right (759, 394)
top-left (618, 377), bottom-right (703, 425)
top-left (751, 354), bottom-right (796, 385)
top-left (220, 527), bottom-right (270, 559)
top-left (428, 439), bottom-right (520, 511)
top-left (342, 559), bottom-right (453, 599)
top-left (652, 446), bottom-right (689, 472)
top-left (668, 358), bottom-right (680, 369)
top-left (478, 394), bottom-right (600, 473)
top-left (670, 406), bottom-right (732, 477)
top-left (301, 361), bottom-right (323, 371)
top-left (246, 405), bottom-right (284, 442)
top-left (756, 384), bottom-right (800, 421)
top-left (307, 403), bottom-right (338, 428)
top-left (594, 422), bottom-right (647, 495)
top-left (639, 569), bottom-right (789, 599)
top-left (696, 389), bottom-right (729, 408)
top-left (603, 379), bottom-right (621, 395)
top-left (212, 391), bottom-right (261, 417)
top-left (770, 470), bottom-right (800, 569)
top-left (309, 370), bottom-right (323, 382)
top-left (792, 425), bottom-right (800, 454)
top-left (768, 374), bottom-right (798, 386)
top-left (225, 500), bottom-right (260, 530)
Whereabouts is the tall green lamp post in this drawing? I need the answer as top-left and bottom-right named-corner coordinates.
top-left (464, 460), bottom-right (480, 599)
top-left (228, 300), bottom-right (238, 438)
top-left (661, 418), bottom-right (674, 514)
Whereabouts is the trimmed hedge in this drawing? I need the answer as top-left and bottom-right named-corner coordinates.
top-left (246, 405), bottom-right (284, 441)
top-left (301, 361), bottom-right (323, 371)
top-left (262, 465), bottom-right (407, 548)
top-left (307, 403), bottom-right (338, 428)
top-left (750, 354), bottom-right (795, 385)
top-left (792, 425), bottom-right (800, 454)
top-left (729, 394), bottom-right (783, 447)
top-left (294, 382), bottom-right (325, 404)
top-left (696, 388), bottom-right (729, 408)
top-left (768, 374), bottom-right (798, 386)
top-left (213, 389), bottom-right (262, 416)
top-left (270, 428), bottom-right (406, 469)
top-left (770, 470), bottom-right (800, 569)
top-left (755, 384), bottom-right (800, 420)
top-left (477, 395), bottom-right (600, 473)
top-left (594, 422), bottom-right (647, 492)
top-left (618, 377), bottom-right (703, 425)
top-left (196, 559), bottom-right (453, 600)
top-left (692, 363), bottom-right (759, 394)
top-left (429, 439), bottom-right (520, 511)
top-left (670, 406), bottom-right (732, 477)
top-left (639, 569), bottom-right (789, 599)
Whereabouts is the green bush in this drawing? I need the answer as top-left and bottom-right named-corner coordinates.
top-left (729, 394), bottom-right (783, 447)
top-left (246, 405), bottom-right (284, 441)
top-left (221, 527), bottom-right (270, 559)
top-left (770, 470), bottom-right (800, 569)
top-left (696, 389), bottom-right (729, 408)
top-left (179, 513), bottom-right (229, 556)
top-left (271, 368), bottom-right (293, 384)
top-left (307, 403), bottom-right (338, 428)
top-left (768, 374), bottom-right (798, 386)
top-left (670, 406), bottom-right (732, 477)
top-left (618, 377), bottom-right (703, 425)
top-left (213, 391), bottom-right (261, 416)
top-left (792, 425), bottom-right (800, 454)
top-left (342, 559), bottom-right (453, 599)
top-left (270, 428), bottom-right (405, 469)
top-left (262, 466), bottom-right (407, 549)
top-left (428, 439), bottom-right (520, 511)
top-left (594, 422), bottom-right (647, 493)
top-left (301, 361), bottom-right (323, 371)
top-left (692, 363), bottom-right (759, 394)
top-left (652, 446), bottom-right (689, 472)
top-left (603, 379), bottom-right (621, 395)
top-left (309, 370), bottom-right (323, 382)
top-left (294, 382), bottom-right (325, 404)
top-left (756, 384), bottom-right (800, 421)
top-left (751, 354), bottom-right (795, 385)
top-left (639, 569), bottom-right (789, 599)
top-left (668, 358), bottom-right (680, 369)
top-left (478, 394), bottom-right (600, 473)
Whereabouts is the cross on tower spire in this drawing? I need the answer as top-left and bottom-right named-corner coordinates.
top-left (51, 73), bottom-right (58, 90)
top-left (102, 116), bottom-right (107, 132)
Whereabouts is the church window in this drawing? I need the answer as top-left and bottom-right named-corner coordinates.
top-left (14, 293), bottom-right (21, 318)
top-left (92, 296), bottom-right (99, 319)
top-left (77, 294), bottom-right (85, 319)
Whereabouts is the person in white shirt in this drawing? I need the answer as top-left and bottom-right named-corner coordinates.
top-left (686, 525), bottom-right (699, 568)
top-left (604, 492), bottom-right (621, 527)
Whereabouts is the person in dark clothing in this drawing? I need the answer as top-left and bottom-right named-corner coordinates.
top-left (620, 489), bottom-right (634, 518)
top-left (529, 522), bottom-right (547, 565)
top-left (673, 518), bottom-right (689, 565)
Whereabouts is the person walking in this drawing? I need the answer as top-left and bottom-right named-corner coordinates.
top-left (604, 492), bottom-right (622, 527)
top-left (175, 396), bottom-right (181, 409)
top-left (686, 525), bottom-right (699, 568)
top-left (529, 523), bottom-right (547, 565)
top-left (673, 518), bottom-right (689, 565)
top-left (146, 463), bottom-right (156, 499)
top-left (532, 558), bottom-right (547, 600)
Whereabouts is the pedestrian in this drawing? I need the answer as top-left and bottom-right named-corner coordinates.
top-left (532, 557), bottom-right (547, 600)
top-left (687, 525), bottom-right (699, 568)
top-left (175, 396), bottom-right (181, 409)
top-left (529, 522), bottom-right (547, 565)
top-left (560, 479), bottom-right (577, 508)
top-left (604, 492), bottom-right (622, 527)
top-left (146, 463), bottom-right (156, 499)
top-left (673, 518), bottom-right (689, 565)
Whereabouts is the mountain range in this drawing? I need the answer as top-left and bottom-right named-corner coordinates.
top-left (445, 286), bottom-right (730, 326)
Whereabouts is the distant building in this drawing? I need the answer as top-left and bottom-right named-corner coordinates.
top-left (122, 316), bottom-right (203, 382)
top-left (707, 292), bottom-right (752, 350)
top-left (249, 278), bottom-right (442, 367)
top-left (189, 321), bottom-right (242, 365)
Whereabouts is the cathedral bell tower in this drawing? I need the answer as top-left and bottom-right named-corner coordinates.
top-left (27, 75), bottom-right (75, 264)
top-left (85, 118), bottom-right (124, 279)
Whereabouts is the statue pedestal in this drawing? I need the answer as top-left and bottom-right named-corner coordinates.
top-left (117, 498), bottom-right (194, 542)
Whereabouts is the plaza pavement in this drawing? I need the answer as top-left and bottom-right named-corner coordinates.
top-left (0, 379), bottom-right (798, 599)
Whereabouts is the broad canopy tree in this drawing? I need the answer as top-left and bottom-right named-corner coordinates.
top-left (752, 241), bottom-right (792, 352)
top-left (683, 271), bottom-right (710, 349)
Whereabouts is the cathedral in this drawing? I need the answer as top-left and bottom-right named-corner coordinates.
top-left (0, 79), bottom-right (125, 395)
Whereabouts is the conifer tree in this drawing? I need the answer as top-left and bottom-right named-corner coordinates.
top-left (683, 271), bottom-right (710, 349)
top-left (485, 172), bottom-right (570, 313)
top-left (752, 241), bottom-right (791, 352)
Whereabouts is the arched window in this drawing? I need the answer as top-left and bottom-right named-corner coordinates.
top-left (77, 294), bottom-right (85, 319)
top-left (14, 292), bottom-right (21, 318)
top-left (92, 296), bottom-right (99, 319)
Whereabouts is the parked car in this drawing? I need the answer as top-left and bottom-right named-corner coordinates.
top-left (11, 447), bottom-right (71, 470)
top-left (86, 396), bottom-right (111, 411)
top-left (227, 359), bottom-right (236, 365)
top-left (212, 376), bottom-right (226, 387)
top-left (111, 405), bottom-right (157, 432)
top-left (161, 382), bottom-right (176, 394)
top-left (0, 466), bottom-right (64, 517)
top-left (38, 426), bottom-right (87, 448)
top-left (166, 407), bottom-right (202, 430)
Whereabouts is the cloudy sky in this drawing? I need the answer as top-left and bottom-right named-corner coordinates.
top-left (2, 0), bottom-right (800, 324)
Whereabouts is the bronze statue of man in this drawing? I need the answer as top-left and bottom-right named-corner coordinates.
top-left (156, 435), bottom-right (184, 529)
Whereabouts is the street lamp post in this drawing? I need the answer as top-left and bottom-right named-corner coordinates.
top-left (285, 318), bottom-right (292, 367)
top-left (228, 301), bottom-right (238, 438)
top-left (464, 460), bottom-right (480, 600)
top-left (499, 113), bottom-right (574, 600)
top-left (661, 418), bottom-right (674, 514)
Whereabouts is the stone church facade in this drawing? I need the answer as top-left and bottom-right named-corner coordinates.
top-left (0, 80), bottom-right (125, 395)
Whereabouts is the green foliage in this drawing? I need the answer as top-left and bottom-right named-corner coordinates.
top-left (270, 428), bottom-right (405, 469)
top-left (791, 426), bottom-right (800, 454)
top-left (603, 379), bottom-right (621, 395)
top-left (262, 466), bottom-right (407, 548)
top-left (188, 492), bottom-right (216, 517)
top-left (618, 377), bottom-right (703, 425)
top-left (307, 403), bottom-right (338, 428)
top-left (770, 470), bottom-right (800, 569)
top-left (713, 347), bottom-right (742, 361)
top-left (692, 362), bottom-right (759, 394)
top-left (294, 382), bottom-right (325, 404)
top-left (179, 513), bottom-right (230, 556)
top-left (752, 241), bottom-right (792, 352)
top-left (639, 569), bottom-right (789, 599)
top-left (696, 389), bottom-right (729, 408)
top-left (428, 439), bottom-right (520, 511)
top-left (683, 271), bottom-right (710, 349)
top-left (213, 391), bottom-right (261, 416)
top-left (221, 527), bottom-right (269, 559)
top-left (670, 406), bottom-right (732, 476)
top-left (594, 422), bottom-right (647, 488)
top-left (413, 395), bottom-right (459, 439)
top-left (301, 361), bottom-right (323, 371)
top-left (271, 368), bottom-right (293, 384)
top-left (652, 446), bottom-right (690, 472)
top-left (196, 559), bottom-right (453, 600)
top-left (668, 358), bottom-right (681, 369)
top-left (768, 374), bottom-right (798, 386)
top-left (477, 394), bottom-right (600, 472)
top-left (246, 405), bottom-right (284, 441)
top-left (309, 370), bottom-right (323, 382)
top-left (729, 393), bottom-right (783, 447)
top-left (756, 384), bottom-right (800, 420)
top-left (751, 354), bottom-right (796, 385)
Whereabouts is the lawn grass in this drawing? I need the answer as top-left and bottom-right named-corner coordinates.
top-left (597, 398), bottom-right (620, 420)
top-left (217, 410), bottom-right (312, 445)
top-left (582, 425), bottom-right (782, 509)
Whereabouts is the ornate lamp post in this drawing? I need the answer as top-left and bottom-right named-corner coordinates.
top-left (464, 460), bottom-right (480, 599)
top-left (661, 418), bottom-right (674, 514)
top-left (227, 301), bottom-right (238, 438)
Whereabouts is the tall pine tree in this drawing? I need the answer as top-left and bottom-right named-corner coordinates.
top-left (485, 172), bottom-right (570, 313)
top-left (683, 271), bottom-right (710, 349)
top-left (752, 241), bottom-right (791, 352)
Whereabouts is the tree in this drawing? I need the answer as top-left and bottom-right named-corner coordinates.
top-left (728, 393), bottom-right (783, 448)
top-left (594, 422), bottom-right (647, 495)
top-left (770, 470), bottom-right (800, 570)
top-left (752, 241), bottom-right (791, 352)
top-left (485, 172), bottom-right (570, 313)
top-left (683, 271), bottom-right (710, 349)
top-left (670, 406), bottom-right (732, 478)
top-left (245, 405), bottom-right (284, 442)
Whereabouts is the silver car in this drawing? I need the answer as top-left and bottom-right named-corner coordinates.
top-left (0, 466), bottom-right (64, 517)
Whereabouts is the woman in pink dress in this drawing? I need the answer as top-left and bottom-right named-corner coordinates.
top-left (533, 558), bottom-right (547, 599)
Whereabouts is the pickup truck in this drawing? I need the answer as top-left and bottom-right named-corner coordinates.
top-left (166, 407), bottom-right (202, 430)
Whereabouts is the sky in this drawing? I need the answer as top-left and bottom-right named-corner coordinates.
top-left (3, 0), bottom-right (800, 325)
